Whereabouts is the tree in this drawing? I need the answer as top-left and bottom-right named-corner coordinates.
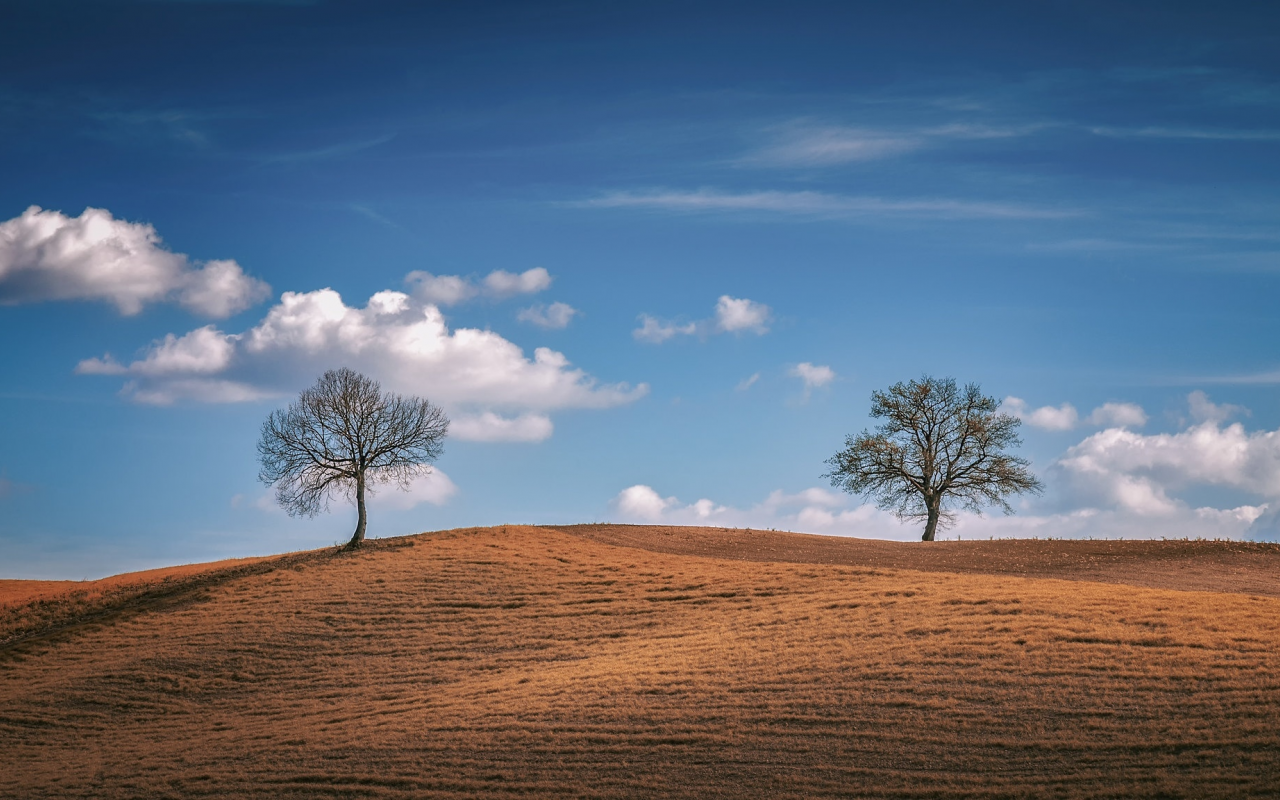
top-left (823, 376), bottom-right (1041, 541)
top-left (257, 368), bottom-right (449, 548)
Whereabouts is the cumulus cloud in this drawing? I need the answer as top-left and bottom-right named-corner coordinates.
top-left (79, 325), bottom-right (234, 377)
top-left (367, 468), bottom-right (459, 511)
top-left (1087, 402), bottom-right (1149, 428)
top-left (635, 295), bottom-right (771, 343)
top-left (1004, 396), bottom-right (1147, 431)
top-left (405, 267), bottom-right (550, 306)
top-left (0, 206), bottom-right (269, 317)
top-left (485, 267), bottom-right (552, 298)
top-left (607, 481), bottom-right (1269, 543)
top-left (610, 483), bottom-right (914, 538)
top-left (1187, 390), bottom-right (1246, 424)
top-left (450, 412), bottom-right (554, 443)
top-left (947, 505), bottom-right (1266, 542)
top-left (614, 485), bottom-right (677, 521)
top-left (1028, 392), bottom-right (1280, 539)
top-left (517, 301), bottom-right (578, 329)
top-left (77, 284), bottom-right (647, 441)
top-left (714, 295), bottom-right (771, 334)
top-left (1057, 417), bottom-right (1280, 508)
top-left (606, 393), bottom-right (1280, 542)
top-left (790, 362), bottom-right (835, 397)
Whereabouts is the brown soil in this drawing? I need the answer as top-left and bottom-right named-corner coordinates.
top-left (2, 525), bottom-right (1278, 798)
top-left (553, 524), bottom-right (1280, 597)
top-left (0, 556), bottom-right (273, 609)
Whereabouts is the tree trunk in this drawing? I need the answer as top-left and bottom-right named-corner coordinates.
top-left (922, 496), bottom-right (940, 542)
top-left (349, 470), bottom-right (367, 548)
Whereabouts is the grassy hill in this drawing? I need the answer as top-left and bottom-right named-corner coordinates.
top-left (2, 525), bottom-right (1279, 798)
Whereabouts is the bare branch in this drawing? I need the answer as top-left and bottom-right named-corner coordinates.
top-left (257, 368), bottom-right (450, 547)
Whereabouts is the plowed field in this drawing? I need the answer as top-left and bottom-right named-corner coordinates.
top-left (2, 525), bottom-right (1278, 798)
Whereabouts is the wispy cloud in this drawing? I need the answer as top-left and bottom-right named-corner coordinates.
top-left (258, 133), bottom-right (395, 165)
top-left (742, 127), bottom-right (923, 166)
top-left (579, 189), bottom-right (1077, 220)
top-left (349, 204), bottom-right (400, 229)
top-left (1192, 369), bottom-right (1280, 385)
top-left (1087, 125), bottom-right (1280, 142)
top-left (740, 121), bottom-right (1047, 167)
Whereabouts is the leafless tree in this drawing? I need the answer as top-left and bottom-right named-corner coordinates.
top-left (257, 368), bottom-right (449, 548)
top-left (824, 376), bottom-right (1041, 541)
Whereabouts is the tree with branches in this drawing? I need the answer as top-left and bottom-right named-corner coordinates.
top-left (824, 376), bottom-right (1041, 541)
top-left (257, 368), bottom-right (449, 548)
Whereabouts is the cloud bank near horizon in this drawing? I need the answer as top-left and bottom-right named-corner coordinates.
top-left (610, 393), bottom-right (1280, 542)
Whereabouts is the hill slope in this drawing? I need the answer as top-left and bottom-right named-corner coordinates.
top-left (2, 525), bottom-right (1279, 798)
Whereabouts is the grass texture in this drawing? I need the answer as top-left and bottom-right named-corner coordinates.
top-left (1, 525), bottom-right (1278, 798)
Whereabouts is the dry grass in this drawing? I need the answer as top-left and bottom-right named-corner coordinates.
top-left (2, 525), bottom-right (1278, 798)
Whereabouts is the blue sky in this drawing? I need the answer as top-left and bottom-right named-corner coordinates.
top-left (3, 0), bottom-right (1279, 578)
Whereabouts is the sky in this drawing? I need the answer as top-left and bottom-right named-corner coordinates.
top-left (2, 0), bottom-right (1279, 578)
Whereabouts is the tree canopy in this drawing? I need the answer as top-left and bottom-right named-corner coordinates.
top-left (824, 376), bottom-right (1041, 541)
top-left (257, 368), bottom-right (449, 548)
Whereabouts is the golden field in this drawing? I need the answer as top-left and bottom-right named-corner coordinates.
top-left (2, 525), bottom-right (1279, 798)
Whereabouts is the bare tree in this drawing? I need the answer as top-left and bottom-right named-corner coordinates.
top-left (257, 368), bottom-right (449, 548)
top-left (824, 376), bottom-right (1041, 541)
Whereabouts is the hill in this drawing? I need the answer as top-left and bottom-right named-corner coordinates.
top-left (2, 525), bottom-right (1279, 798)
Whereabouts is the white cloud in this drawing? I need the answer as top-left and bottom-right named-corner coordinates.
top-left (450, 412), bottom-right (554, 443)
top-left (633, 314), bottom-right (698, 343)
top-left (746, 127), bottom-right (923, 165)
top-left (368, 468), bottom-right (459, 510)
top-left (78, 325), bottom-right (234, 377)
top-left (1004, 398), bottom-right (1079, 431)
top-left (604, 392), bottom-right (1280, 542)
top-left (405, 272), bottom-right (477, 306)
top-left (736, 372), bottom-right (760, 391)
top-left (948, 505), bottom-right (1266, 542)
top-left (790, 362), bottom-right (835, 393)
top-left (609, 483), bottom-right (914, 538)
top-left (1187, 389), bottom-right (1246, 424)
top-left (578, 189), bottom-right (1076, 220)
top-left (485, 267), bottom-right (551, 298)
top-left (614, 485), bottom-right (675, 522)
top-left (635, 295), bottom-right (772, 343)
top-left (1005, 396), bottom-right (1147, 431)
top-left (740, 122), bottom-right (1044, 167)
top-left (606, 481), bottom-right (1270, 543)
top-left (0, 206), bottom-right (269, 317)
top-left (1058, 419), bottom-right (1280, 505)
top-left (404, 267), bottom-right (551, 306)
top-left (517, 301), bottom-right (578, 330)
top-left (1086, 402), bottom-right (1149, 428)
top-left (78, 284), bottom-right (647, 439)
top-left (714, 295), bottom-right (771, 334)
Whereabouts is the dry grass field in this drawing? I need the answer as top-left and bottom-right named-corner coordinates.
top-left (2, 524), bottom-right (1279, 798)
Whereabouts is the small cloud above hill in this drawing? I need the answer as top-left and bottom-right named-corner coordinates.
top-left (634, 295), bottom-right (771, 343)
